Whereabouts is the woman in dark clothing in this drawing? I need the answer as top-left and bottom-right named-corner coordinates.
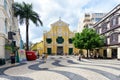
top-left (10, 53), bottom-right (15, 65)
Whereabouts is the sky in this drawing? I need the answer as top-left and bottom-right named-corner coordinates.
top-left (14, 0), bottom-right (120, 44)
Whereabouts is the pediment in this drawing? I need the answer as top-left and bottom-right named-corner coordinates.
top-left (51, 19), bottom-right (69, 27)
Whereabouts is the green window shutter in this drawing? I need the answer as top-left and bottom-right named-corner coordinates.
top-left (69, 48), bottom-right (73, 55)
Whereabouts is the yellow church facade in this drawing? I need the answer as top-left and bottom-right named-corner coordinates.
top-left (43, 19), bottom-right (78, 55)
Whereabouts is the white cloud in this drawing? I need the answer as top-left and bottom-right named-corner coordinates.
top-left (14, 0), bottom-right (120, 43)
top-left (31, 37), bottom-right (43, 44)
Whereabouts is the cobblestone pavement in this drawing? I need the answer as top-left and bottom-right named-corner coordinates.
top-left (0, 55), bottom-right (120, 80)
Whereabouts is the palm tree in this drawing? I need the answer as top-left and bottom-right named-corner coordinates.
top-left (13, 2), bottom-right (43, 51)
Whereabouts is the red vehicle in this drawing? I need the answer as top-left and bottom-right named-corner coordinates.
top-left (26, 51), bottom-right (37, 61)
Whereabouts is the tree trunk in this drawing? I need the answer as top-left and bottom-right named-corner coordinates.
top-left (26, 19), bottom-right (29, 51)
top-left (87, 49), bottom-right (89, 58)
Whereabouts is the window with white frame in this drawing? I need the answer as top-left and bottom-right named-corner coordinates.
top-left (102, 23), bottom-right (107, 32)
top-left (119, 16), bottom-right (120, 25)
top-left (104, 37), bottom-right (107, 45)
top-left (96, 27), bottom-right (99, 34)
top-left (4, 19), bottom-right (7, 34)
top-left (112, 18), bottom-right (116, 26)
top-left (110, 15), bottom-right (118, 27)
top-left (4, 0), bottom-right (7, 10)
top-left (110, 33), bottom-right (118, 42)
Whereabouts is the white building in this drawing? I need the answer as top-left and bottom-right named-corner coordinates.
top-left (0, 0), bottom-right (20, 62)
top-left (94, 4), bottom-right (120, 59)
top-left (78, 13), bottom-right (105, 32)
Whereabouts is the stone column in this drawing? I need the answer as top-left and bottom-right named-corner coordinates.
top-left (0, 17), bottom-right (5, 59)
top-left (107, 48), bottom-right (112, 58)
top-left (117, 47), bottom-right (120, 60)
top-left (99, 49), bottom-right (103, 57)
top-left (0, 36), bottom-right (5, 58)
top-left (0, 17), bottom-right (5, 33)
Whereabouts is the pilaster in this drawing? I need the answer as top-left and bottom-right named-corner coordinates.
top-left (117, 47), bottom-right (120, 60)
top-left (107, 48), bottom-right (112, 58)
top-left (0, 36), bottom-right (5, 58)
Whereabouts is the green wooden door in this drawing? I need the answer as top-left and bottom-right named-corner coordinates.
top-left (69, 48), bottom-right (73, 55)
top-left (47, 48), bottom-right (51, 55)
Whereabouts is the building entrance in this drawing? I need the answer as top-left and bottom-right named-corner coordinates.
top-left (47, 48), bottom-right (51, 55)
top-left (103, 50), bottom-right (107, 58)
top-left (112, 48), bottom-right (117, 58)
top-left (57, 47), bottom-right (63, 55)
top-left (69, 48), bottom-right (73, 55)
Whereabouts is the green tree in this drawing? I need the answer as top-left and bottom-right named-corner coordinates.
top-left (73, 28), bottom-right (104, 58)
top-left (13, 2), bottom-right (43, 51)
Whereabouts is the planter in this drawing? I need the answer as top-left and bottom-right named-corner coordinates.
top-left (0, 58), bottom-right (6, 65)
top-left (26, 51), bottom-right (37, 61)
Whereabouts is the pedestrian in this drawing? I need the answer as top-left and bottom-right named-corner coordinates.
top-left (45, 53), bottom-right (48, 62)
top-left (37, 53), bottom-right (40, 59)
top-left (79, 54), bottom-right (82, 61)
top-left (42, 53), bottom-right (45, 62)
top-left (45, 54), bottom-right (48, 59)
top-left (90, 52), bottom-right (93, 58)
top-left (10, 53), bottom-right (15, 66)
top-left (96, 52), bottom-right (99, 59)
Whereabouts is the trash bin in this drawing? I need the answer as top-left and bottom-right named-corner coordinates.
top-left (0, 58), bottom-right (6, 65)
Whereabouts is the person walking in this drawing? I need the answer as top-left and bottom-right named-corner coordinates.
top-left (10, 53), bottom-right (15, 66)
top-left (79, 54), bottom-right (82, 61)
top-left (37, 53), bottom-right (40, 59)
top-left (96, 52), bottom-right (99, 59)
top-left (90, 52), bottom-right (93, 59)
top-left (42, 53), bottom-right (45, 62)
top-left (45, 54), bottom-right (48, 62)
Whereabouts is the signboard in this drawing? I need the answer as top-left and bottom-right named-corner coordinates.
top-left (18, 49), bottom-right (26, 62)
